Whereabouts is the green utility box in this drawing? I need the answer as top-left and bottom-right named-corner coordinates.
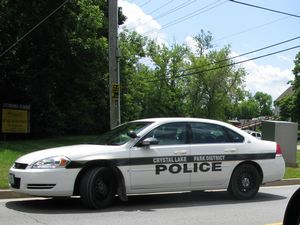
top-left (262, 121), bottom-right (298, 167)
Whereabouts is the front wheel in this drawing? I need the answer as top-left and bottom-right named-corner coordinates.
top-left (228, 164), bottom-right (261, 200)
top-left (80, 167), bottom-right (116, 209)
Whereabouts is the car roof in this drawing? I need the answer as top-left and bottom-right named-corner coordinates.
top-left (133, 117), bottom-right (241, 131)
top-left (134, 117), bottom-right (223, 124)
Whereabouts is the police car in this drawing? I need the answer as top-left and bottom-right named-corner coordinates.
top-left (9, 118), bottom-right (285, 209)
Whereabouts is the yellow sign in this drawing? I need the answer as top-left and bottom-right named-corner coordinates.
top-left (2, 108), bottom-right (30, 133)
top-left (112, 84), bottom-right (120, 99)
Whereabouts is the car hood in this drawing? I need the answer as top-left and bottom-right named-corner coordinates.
top-left (15, 144), bottom-right (125, 165)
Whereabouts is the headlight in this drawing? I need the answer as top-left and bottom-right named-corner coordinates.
top-left (31, 156), bottom-right (71, 169)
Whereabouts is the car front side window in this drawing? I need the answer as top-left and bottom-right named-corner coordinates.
top-left (94, 122), bottom-right (153, 145)
top-left (141, 122), bottom-right (187, 145)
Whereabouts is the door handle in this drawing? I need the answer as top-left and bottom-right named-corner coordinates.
top-left (174, 150), bottom-right (187, 155)
top-left (224, 148), bottom-right (237, 153)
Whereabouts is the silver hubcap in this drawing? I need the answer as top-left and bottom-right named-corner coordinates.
top-left (242, 177), bottom-right (250, 188)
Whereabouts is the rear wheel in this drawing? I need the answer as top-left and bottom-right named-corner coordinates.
top-left (80, 167), bottom-right (115, 209)
top-left (228, 164), bottom-right (261, 200)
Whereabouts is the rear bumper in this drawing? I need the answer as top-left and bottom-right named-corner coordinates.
top-left (261, 155), bottom-right (285, 184)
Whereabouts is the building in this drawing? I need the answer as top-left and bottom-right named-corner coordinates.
top-left (274, 86), bottom-right (294, 117)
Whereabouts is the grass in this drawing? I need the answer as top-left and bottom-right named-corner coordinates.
top-left (0, 136), bottom-right (299, 189)
top-left (284, 149), bottom-right (300, 179)
top-left (0, 135), bottom-right (96, 188)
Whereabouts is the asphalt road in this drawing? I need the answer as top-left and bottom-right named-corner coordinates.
top-left (0, 185), bottom-right (299, 225)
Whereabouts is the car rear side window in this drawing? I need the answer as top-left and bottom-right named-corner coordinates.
top-left (224, 127), bottom-right (244, 143)
top-left (190, 123), bottom-right (244, 144)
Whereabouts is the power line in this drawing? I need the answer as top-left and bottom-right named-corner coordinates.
top-left (126, 0), bottom-right (297, 55)
top-left (228, 0), bottom-right (300, 18)
top-left (181, 35), bottom-right (300, 74)
top-left (182, 45), bottom-right (300, 77)
top-left (215, 16), bottom-right (289, 42)
top-left (159, 0), bottom-right (226, 32)
top-left (152, 0), bottom-right (196, 21)
top-left (142, 0), bottom-right (226, 36)
top-left (147, 0), bottom-right (174, 15)
top-left (139, 0), bottom-right (152, 8)
top-left (0, 0), bottom-right (70, 57)
top-left (144, 45), bottom-right (300, 83)
top-left (125, 0), bottom-right (196, 31)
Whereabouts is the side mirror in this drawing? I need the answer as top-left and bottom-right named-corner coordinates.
top-left (127, 130), bottom-right (138, 138)
top-left (140, 137), bottom-right (159, 147)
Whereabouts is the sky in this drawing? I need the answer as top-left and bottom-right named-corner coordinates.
top-left (118, 0), bottom-right (300, 101)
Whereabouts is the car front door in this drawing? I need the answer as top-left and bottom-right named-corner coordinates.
top-left (129, 122), bottom-right (190, 190)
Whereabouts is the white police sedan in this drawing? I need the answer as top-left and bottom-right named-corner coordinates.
top-left (9, 118), bottom-right (285, 209)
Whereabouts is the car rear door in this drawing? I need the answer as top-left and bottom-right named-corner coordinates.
top-left (189, 122), bottom-right (245, 187)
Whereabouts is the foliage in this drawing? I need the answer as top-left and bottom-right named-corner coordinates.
top-left (0, 0), bottom-right (125, 136)
top-left (1, 0), bottom-right (290, 138)
top-left (193, 29), bottom-right (213, 56)
top-left (238, 95), bottom-right (260, 119)
top-left (186, 44), bottom-right (246, 120)
top-left (119, 30), bottom-right (247, 122)
top-left (275, 94), bottom-right (295, 121)
top-left (254, 92), bottom-right (273, 116)
top-left (275, 51), bottom-right (300, 122)
top-left (144, 41), bottom-right (189, 118)
top-left (119, 30), bottom-right (148, 121)
top-left (293, 52), bottom-right (300, 123)
top-left (119, 33), bottom-right (190, 121)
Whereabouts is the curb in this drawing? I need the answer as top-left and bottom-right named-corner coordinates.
top-left (0, 190), bottom-right (31, 199)
top-left (1, 178), bottom-right (300, 200)
top-left (262, 178), bottom-right (300, 187)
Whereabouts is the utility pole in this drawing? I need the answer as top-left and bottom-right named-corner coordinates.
top-left (109, 0), bottom-right (120, 129)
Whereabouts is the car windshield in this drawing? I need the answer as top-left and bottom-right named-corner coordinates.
top-left (93, 121), bottom-right (153, 145)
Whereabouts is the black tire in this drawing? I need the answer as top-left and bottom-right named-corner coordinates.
top-left (80, 167), bottom-right (116, 209)
top-left (228, 164), bottom-right (261, 200)
top-left (283, 188), bottom-right (300, 225)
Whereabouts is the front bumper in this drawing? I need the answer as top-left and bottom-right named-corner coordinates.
top-left (9, 166), bottom-right (81, 197)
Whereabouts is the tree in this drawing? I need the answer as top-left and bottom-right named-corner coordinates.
top-left (238, 96), bottom-right (260, 119)
top-left (254, 92), bottom-right (273, 116)
top-left (119, 30), bottom-right (149, 122)
top-left (186, 41), bottom-right (246, 120)
top-left (119, 33), bottom-right (192, 121)
top-left (275, 51), bottom-right (300, 122)
top-left (143, 41), bottom-right (189, 118)
top-left (0, 0), bottom-right (125, 136)
top-left (193, 29), bottom-right (213, 56)
top-left (274, 95), bottom-right (295, 121)
top-left (292, 52), bottom-right (300, 123)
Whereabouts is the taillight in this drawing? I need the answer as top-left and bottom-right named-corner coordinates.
top-left (276, 143), bottom-right (282, 155)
